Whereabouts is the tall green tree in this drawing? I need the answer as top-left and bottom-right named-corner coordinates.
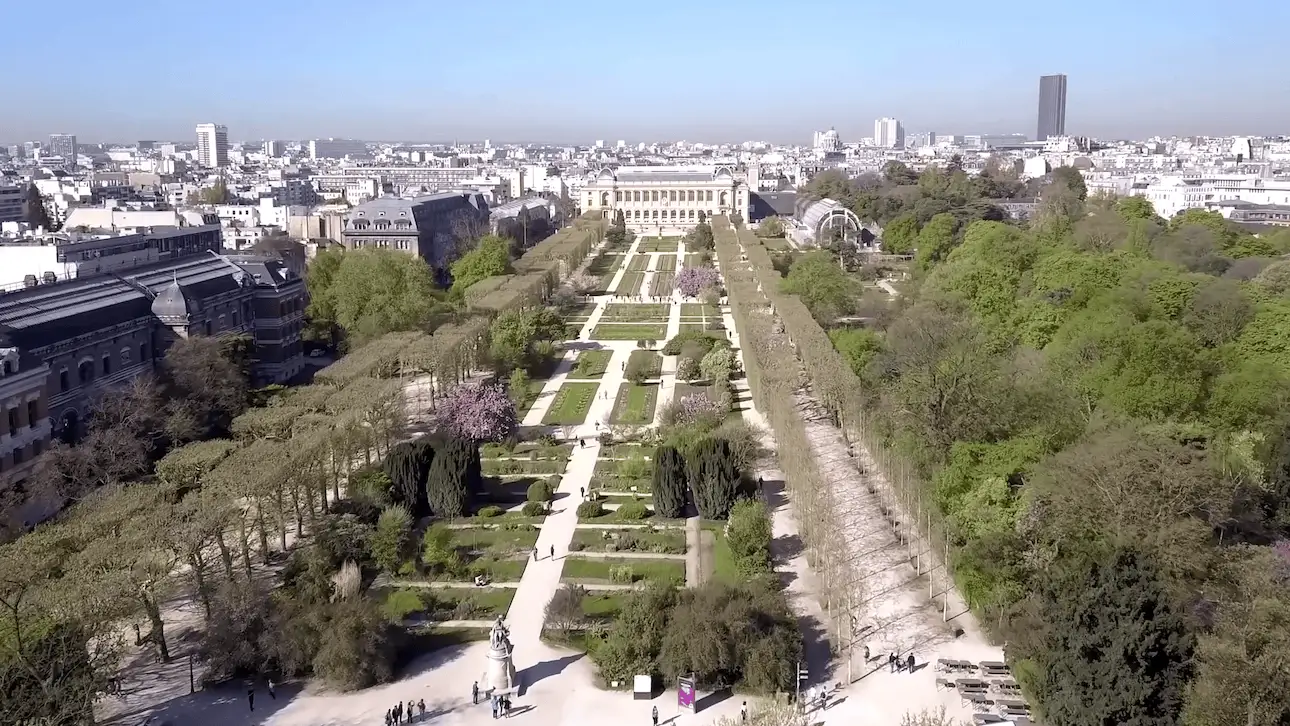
top-left (424, 439), bottom-right (479, 518)
top-left (882, 214), bottom-right (921, 254)
top-left (22, 184), bottom-right (54, 230)
top-left (369, 505), bottom-right (413, 575)
top-left (322, 248), bottom-right (437, 344)
top-left (1036, 549), bottom-right (1193, 726)
top-left (781, 250), bottom-right (859, 325)
top-left (383, 440), bottom-right (434, 517)
top-left (450, 235), bottom-right (512, 297)
top-left (1050, 166), bottom-right (1088, 201)
top-left (687, 439), bottom-right (739, 519)
top-left (652, 446), bottom-right (688, 518)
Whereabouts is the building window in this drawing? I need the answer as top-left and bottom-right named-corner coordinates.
top-left (688, 190), bottom-right (695, 202)
top-left (140, 343), bottom-right (148, 361)
top-left (12, 445), bottom-right (21, 465)
top-left (650, 191), bottom-right (658, 202)
top-left (27, 401), bottom-right (37, 427)
top-left (205, 321), bottom-right (213, 336)
top-left (232, 310), bottom-right (240, 326)
top-left (7, 408), bottom-right (17, 432)
top-left (120, 347), bottom-right (131, 365)
top-left (615, 191), bottom-right (621, 202)
top-left (102, 355), bottom-right (111, 376)
top-left (59, 369), bottom-right (69, 391)
top-left (1, 360), bottom-right (11, 375)
top-left (78, 361), bottom-right (93, 383)
top-left (669, 190), bottom-right (677, 202)
top-left (705, 190), bottom-right (713, 202)
top-left (218, 314), bottom-right (226, 330)
top-left (633, 191), bottom-right (641, 202)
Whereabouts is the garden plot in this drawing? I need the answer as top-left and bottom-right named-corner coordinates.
top-left (541, 382), bottom-right (600, 425)
top-left (609, 382), bottom-right (658, 425)
top-left (649, 272), bottom-right (675, 297)
top-left (561, 556), bottom-right (686, 586)
top-left (655, 255), bottom-right (677, 272)
top-left (600, 304), bottom-right (670, 322)
top-left (569, 349), bottom-right (612, 379)
top-left (589, 323), bottom-right (667, 341)
top-left (612, 271), bottom-right (645, 296)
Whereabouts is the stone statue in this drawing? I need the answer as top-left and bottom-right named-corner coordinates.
top-left (484, 616), bottom-right (517, 693)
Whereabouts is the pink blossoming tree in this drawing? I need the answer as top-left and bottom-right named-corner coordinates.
top-left (675, 266), bottom-right (720, 298)
top-left (434, 382), bottom-right (517, 442)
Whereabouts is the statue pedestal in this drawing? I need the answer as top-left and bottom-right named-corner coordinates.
top-left (484, 643), bottom-right (518, 693)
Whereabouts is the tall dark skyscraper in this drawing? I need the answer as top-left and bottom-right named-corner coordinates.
top-left (1036, 74), bottom-right (1067, 141)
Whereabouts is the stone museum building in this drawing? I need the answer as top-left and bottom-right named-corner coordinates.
top-left (579, 166), bottom-right (751, 235)
top-left (0, 223), bottom-right (306, 529)
top-left (342, 192), bottom-right (491, 281)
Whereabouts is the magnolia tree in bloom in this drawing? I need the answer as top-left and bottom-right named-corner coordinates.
top-left (676, 266), bottom-right (720, 297)
top-left (434, 381), bottom-right (517, 442)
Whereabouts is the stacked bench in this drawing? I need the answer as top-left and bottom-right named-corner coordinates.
top-left (933, 660), bottom-right (1032, 725)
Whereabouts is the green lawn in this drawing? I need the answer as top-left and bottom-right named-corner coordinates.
top-left (628, 254), bottom-right (651, 271)
top-left (481, 442), bottom-right (573, 459)
top-left (586, 254), bottom-right (624, 293)
top-left (601, 304), bottom-right (670, 322)
top-left (561, 556), bottom-right (686, 585)
top-left (570, 350), bottom-right (612, 379)
top-left (654, 255), bottom-right (677, 272)
top-left (541, 382), bottom-right (600, 425)
top-left (598, 443), bottom-right (649, 460)
top-left (709, 527), bottom-right (739, 583)
top-left (610, 383), bottom-right (658, 424)
top-left (683, 253), bottom-right (708, 267)
top-left (649, 272), bottom-right (675, 298)
top-left (570, 527), bottom-right (686, 555)
top-left (625, 350), bottom-right (662, 378)
top-left (680, 303), bottom-right (719, 317)
top-left (481, 459), bottom-right (567, 476)
top-left (427, 587), bottom-right (517, 620)
top-left (638, 237), bottom-right (681, 252)
top-left (581, 592), bottom-right (625, 620)
top-left (678, 322), bottom-right (726, 334)
top-left (577, 505), bottom-right (684, 526)
top-left (613, 272), bottom-right (645, 296)
top-left (590, 323), bottom-right (667, 341)
top-left (761, 237), bottom-right (794, 251)
top-left (449, 525), bottom-right (541, 554)
top-left (419, 556), bottom-right (528, 582)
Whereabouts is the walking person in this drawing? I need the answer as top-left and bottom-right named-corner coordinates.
top-left (491, 697), bottom-right (499, 720)
top-left (408, 700), bottom-right (416, 722)
top-left (888, 652), bottom-right (897, 673)
top-left (863, 644), bottom-right (870, 661)
top-left (580, 486), bottom-right (585, 498)
top-left (419, 699), bottom-right (426, 720)
top-left (651, 704), bottom-right (659, 726)
top-left (549, 544), bottom-right (555, 560)
top-left (385, 709), bottom-right (392, 726)
top-left (473, 681), bottom-right (480, 705)
top-left (740, 701), bottom-right (748, 722)
top-left (906, 653), bottom-right (915, 673)
top-left (267, 678), bottom-right (276, 700)
top-left (247, 685), bottom-right (255, 712)
top-left (531, 547), bottom-right (538, 561)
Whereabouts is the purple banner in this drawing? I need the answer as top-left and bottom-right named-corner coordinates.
top-left (678, 677), bottom-right (696, 710)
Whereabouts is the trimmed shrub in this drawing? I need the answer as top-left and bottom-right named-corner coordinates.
top-left (521, 501), bottom-right (547, 517)
top-left (577, 501), bottom-right (605, 519)
top-left (476, 505), bottom-right (503, 518)
top-left (616, 500), bottom-right (650, 520)
top-left (652, 446), bottom-right (688, 518)
top-left (526, 479), bottom-right (555, 502)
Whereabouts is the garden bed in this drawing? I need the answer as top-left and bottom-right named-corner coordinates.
top-left (561, 556), bottom-right (686, 586)
top-left (655, 255), bottom-right (677, 272)
top-left (609, 383), bottom-right (658, 424)
top-left (481, 442), bottom-right (573, 460)
top-left (612, 272), bottom-right (645, 296)
top-left (570, 349), bottom-right (612, 379)
top-left (481, 458), bottom-right (568, 476)
top-left (426, 587), bottom-right (517, 621)
top-left (590, 323), bottom-right (667, 341)
top-left (649, 272), bottom-right (675, 298)
top-left (569, 527), bottom-right (686, 555)
top-left (678, 322), bottom-right (725, 334)
top-left (447, 525), bottom-right (541, 554)
top-left (627, 254), bottom-right (651, 271)
top-left (541, 382), bottom-right (600, 425)
top-left (625, 349), bottom-right (663, 379)
top-left (601, 304), bottom-right (670, 322)
top-left (680, 303), bottom-right (720, 318)
top-left (638, 237), bottom-right (681, 252)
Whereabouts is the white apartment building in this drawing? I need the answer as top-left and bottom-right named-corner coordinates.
top-left (580, 166), bottom-right (750, 235)
top-left (195, 123), bottom-right (230, 168)
top-left (1137, 172), bottom-right (1290, 220)
top-left (309, 138), bottom-right (369, 160)
top-left (874, 118), bottom-right (905, 149)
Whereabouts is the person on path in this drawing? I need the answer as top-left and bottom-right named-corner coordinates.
top-left (473, 681), bottom-right (480, 704)
top-left (888, 653), bottom-right (897, 672)
top-left (579, 439), bottom-right (584, 449)
top-left (580, 486), bottom-right (585, 498)
top-left (740, 701), bottom-right (748, 722)
top-left (267, 679), bottom-right (276, 700)
top-left (408, 700), bottom-right (415, 722)
top-left (491, 698), bottom-right (499, 720)
top-left (906, 653), bottom-right (915, 672)
top-left (863, 644), bottom-right (870, 661)
top-left (549, 544), bottom-right (555, 559)
top-left (247, 686), bottom-right (255, 712)
top-left (393, 702), bottom-right (400, 723)
top-left (531, 547), bottom-right (538, 561)
top-left (651, 705), bottom-right (659, 726)
top-left (385, 709), bottom-right (392, 726)
top-left (418, 700), bottom-right (426, 719)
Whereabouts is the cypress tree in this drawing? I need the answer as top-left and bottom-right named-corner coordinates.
top-left (425, 438), bottom-right (472, 518)
top-left (383, 440), bottom-right (434, 518)
top-left (652, 445), bottom-right (688, 518)
top-left (688, 439), bottom-right (739, 519)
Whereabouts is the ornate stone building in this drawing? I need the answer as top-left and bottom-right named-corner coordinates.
top-left (342, 192), bottom-right (491, 282)
top-left (579, 166), bottom-right (751, 235)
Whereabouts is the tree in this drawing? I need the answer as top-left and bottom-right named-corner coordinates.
top-left (197, 181), bottom-right (231, 205)
top-left (800, 169), bottom-right (858, 207)
top-left (425, 438), bottom-right (479, 517)
top-left (544, 584), bottom-right (588, 635)
top-left (882, 214), bottom-right (920, 254)
top-left (827, 328), bottom-right (882, 378)
top-left (676, 266), bottom-right (720, 297)
top-left (370, 505), bottom-right (413, 575)
top-left (756, 216), bottom-right (784, 238)
top-left (383, 440), bottom-right (433, 517)
top-left (882, 161), bottom-right (918, 186)
top-left (489, 307), bottom-right (566, 373)
top-left (319, 249), bottom-right (438, 344)
top-left (652, 446), bottom-right (688, 518)
top-left (450, 235), bottom-right (512, 297)
top-left (700, 346), bottom-right (735, 383)
top-left (160, 334), bottom-right (250, 440)
top-left (22, 184), bottom-right (53, 230)
top-left (913, 213), bottom-right (959, 269)
top-left (304, 247), bottom-right (345, 346)
top-left (781, 251), bottom-right (858, 325)
top-left (1050, 166), bottom-right (1088, 201)
top-left (1116, 196), bottom-right (1158, 222)
top-left (726, 499), bottom-right (772, 577)
top-left (1036, 549), bottom-right (1193, 726)
top-left (688, 439), bottom-right (739, 519)
top-left (434, 382), bottom-right (517, 443)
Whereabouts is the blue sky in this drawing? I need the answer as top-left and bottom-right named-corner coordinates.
top-left (4, 0), bottom-right (1288, 144)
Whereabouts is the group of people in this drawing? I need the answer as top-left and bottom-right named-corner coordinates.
top-left (473, 681), bottom-right (516, 720)
top-left (384, 699), bottom-right (426, 724)
top-left (888, 651), bottom-right (917, 673)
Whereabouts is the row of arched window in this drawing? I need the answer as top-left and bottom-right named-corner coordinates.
top-left (349, 219), bottom-right (413, 231)
top-left (627, 209), bottom-right (708, 221)
top-left (615, 189), bottom-right (716, 203)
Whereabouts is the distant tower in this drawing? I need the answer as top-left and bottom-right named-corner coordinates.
top-left (195, 123), bottom-right (230, 168)
top-left (48, 134), bottom-right (78, 169)
top-left (873, 118), bottom-right (905, 149)
top-left (1037, 75), bottom-right (1068, 141)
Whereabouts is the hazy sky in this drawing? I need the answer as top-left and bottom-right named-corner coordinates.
top-left (5, 0), bottom-right (1288, 145)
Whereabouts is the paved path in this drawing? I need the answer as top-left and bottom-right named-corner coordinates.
top-left (685, 517), bottom-right (702, 585)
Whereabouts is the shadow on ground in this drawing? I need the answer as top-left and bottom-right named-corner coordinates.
top-left (517, 652), bottom-right (584, 695)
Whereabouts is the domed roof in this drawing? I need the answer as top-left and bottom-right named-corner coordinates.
top-left (151, 278), bottom-right (197, 323)
top-left (1072, 156), bottom-right (1095, 170)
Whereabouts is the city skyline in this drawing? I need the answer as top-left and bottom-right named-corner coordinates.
top-left (5, 0), bottom-right (1290, 143)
